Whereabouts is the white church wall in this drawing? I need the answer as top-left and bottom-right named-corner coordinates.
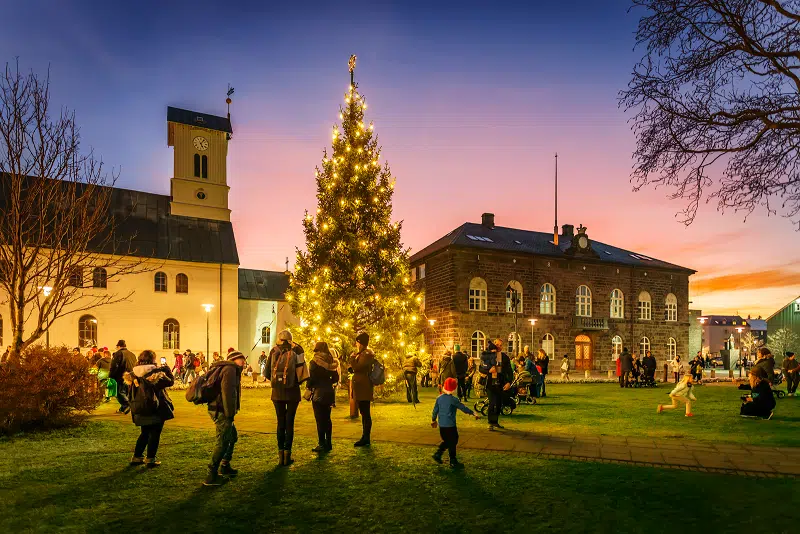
top-left (237, 299), bottom-right (297, 362)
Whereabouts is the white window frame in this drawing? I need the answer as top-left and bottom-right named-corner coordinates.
top-left (468, 277), bottom-right (487, 312)
top-left (78, 315), bottom-right (98, 348)
top-left (471, 331), bottom-right (486, 358)
top-left (163, 319), bottom-right (180, 350)
top-left (541, 333), bottom-right (554, 358)
top-left (640, 336), bottom-right (650, 355)
top-left (638, 291), bottom-right (652, 321)
top-left (665, 293), bottom-right (678, 322)
top-left (610, 289), bottom-right (624, 319)
top-left (540, 283), bottom-right (556, 315)
top-left (507, 332), bottom-right (521, 356)
top-left (575, 285), bottom-right (592, 317)
top-left (261, 326), bottom-right (271, 345)
top-left (505, 280), bottom-right (523, 314)
top-left (794, 300), bottom-right (800, 313)
top-left (418, 264), bottom-right (426, 280)
top-left (668, 337), bottom-right (677, 359)
top-left (612, 335), bottom-right (623, 360)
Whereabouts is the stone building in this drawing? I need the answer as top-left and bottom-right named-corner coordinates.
top-left (410, 213), bottom-right (695, 372)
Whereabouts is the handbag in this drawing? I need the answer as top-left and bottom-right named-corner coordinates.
top-left (295, 353), bottom-right (310, 384)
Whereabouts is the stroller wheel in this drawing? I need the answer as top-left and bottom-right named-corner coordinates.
top-left (480, 404), bottom-right (488, 416)
top-left (776, 390), bottom-right (786, 399)
top-left (525, 396), bottom-right (536, 405)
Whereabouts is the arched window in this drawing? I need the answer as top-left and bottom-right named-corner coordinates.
top-left (575, 285), bottom-right (592, 317)
top-left (640, 336), bottom-right (650, 356)
top-left (505, 280), bottom-right (523, 313)
top-left (638, 291), bottom-right (652, 320)
top-left (540, 283), bottom-right (556, 315)
top-left (154, 272), bottom-right (167, 292)
top-left (163, 319), bottom-right (180, 350)
top-left (612, 335), bottom-right (623, 359)
top-left (541, 333), bottom-right (554, 358)
top-left (176, 273), bottom-right (189, 294)
top-left (68, 267), bottom-right (83, 287)
top-left (201, 155), bottom-right (208, 178)
top-left (610, 289), bottom-right (624, 319)
top-left (78, 315), bottom-right (97, 348)
top-left (468, 277), bottom-right (487, 311)
top-left (261, 326), bottom-right (271, 345)
top-left (507, 332), bottom-right (521, 356)
top-left (194, 154), bottom-right (201, 177)
top-left (470, 331), bottom-right (486, 358)
top-left (665, 293), bottom-right (678, 322)
top-left (92, 267), bottom-right (107, 289)
top-left (668, 337), bottom-right (677, 359)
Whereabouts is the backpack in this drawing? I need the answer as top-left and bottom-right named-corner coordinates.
top-left (370, 358), bottom-right (386, 386)
top-left (271, 348), bottom-right (298, 389)
top-left (185, 365), bottom-right (223, 405)
top-left (130, 376), bottom-right (159, 415)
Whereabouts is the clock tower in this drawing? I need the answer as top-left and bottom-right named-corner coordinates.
top-left (167, 106), bottom-right (233, 221)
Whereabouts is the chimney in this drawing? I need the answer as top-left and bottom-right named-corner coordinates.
top-left (481, 213), bottom-right (495, 229)
top-left (561, 224), bottom-right (574, 239)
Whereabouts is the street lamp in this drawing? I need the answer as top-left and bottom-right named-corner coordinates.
top-left (202, 304), bottom-right (214, 360)
top-left (528, 318), bottom-right (537, 350)
top-left (736, 326), bottom-right (745, 377)
top-left (39, 286), bottom-right (53, 348)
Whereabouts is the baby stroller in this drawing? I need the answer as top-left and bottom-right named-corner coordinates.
top-left (772, 370), bottom-right (787, 399)
top-left (512, 371), bottom-right (537, 405)
top-left (474, 378), bottom-right (519, 416)
top-left (639, 368), bottom-right (657, 387)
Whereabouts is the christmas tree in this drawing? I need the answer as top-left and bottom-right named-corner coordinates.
top-left (286, 57), bottom-right (423, 374)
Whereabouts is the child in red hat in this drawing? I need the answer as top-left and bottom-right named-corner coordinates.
top-left (431, 376), bottom-right (480, 468)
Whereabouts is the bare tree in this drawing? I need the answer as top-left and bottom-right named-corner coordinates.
top-left (0, 63), bottom-right (150, 358)
top-left (621, 0), bottom-right (800, 227)
top-left (768, 327), bottom-right (799, 364)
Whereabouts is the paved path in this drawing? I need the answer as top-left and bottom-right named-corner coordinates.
top-left (92, 403), bottom-right (800, 478)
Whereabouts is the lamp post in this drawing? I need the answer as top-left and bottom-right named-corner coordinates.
top-left (736, 326), bottom-right (745, 377)
top-left (202, 304), bottom-right (214, 361)
top-left (528, 318), bottom-right (537, 350)
top-left (40, 286), bottom-right (52, 348)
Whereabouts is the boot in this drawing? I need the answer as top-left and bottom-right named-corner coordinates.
top-left (354, 438), bottom-right (370, 447)
top-left (145, 457), bottom-right (161, 468)
top-left (129, 455), bottom-right (144, 466)
top-left (432, 451), bottom-right (443, 464)
top-left (283, 450), bottom-right (294, 466)
top-left (278, 450), bottom-right (285, 466)
top-left (312, 444), bottom-right (326, 453)
top-left (203, 467), bottom-right (222, 486)
top-left (220, 461), bottom-right (238, 476)
top-left (450, 459), bottom-right (464, 469)
top-left (325, 439), bottom-right (333, 452)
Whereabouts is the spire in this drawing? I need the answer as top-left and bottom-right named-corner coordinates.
top-left (553, 153), bottom-right (559, 246)
top-left (226, 85), bottom-right (235, 120)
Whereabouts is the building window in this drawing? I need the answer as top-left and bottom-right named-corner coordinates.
top-left (78, 315), bottom-right (97, 348)
top-left (794, 300), bottom-right (800, 313)
top-left (418, 264), bottom-right (426, 279)
top-left (468, 277), bottom-right (487, 311)
top-left (194, 154), bottom-right (201, 177)
top-left (612, 335), bottom-right (623, 359)
top-left (176, 273), bottom-right (189, 294)
top-left (201, 155), bottom-right (208, 178)
top-left (575, 285), bottom-right (592, 317)
top-left (163, 319), bottom-right (180, 350)
top-left (92, 268), bottom-right (107, 289)
top-left (640, 336), bottom-right (650, 356)
top-left (470, 331), bottom-right (486, 358)
top-left (540, 283), bottom-right (556, 315)
top-left (665, 293), bottom-right (678, 322)
top-left (261, 326), bottom-right (271, 345)
top-left (610, 289), bottom-right (624, 319)
top-left (668, 337), bottom-right (677, 359)
top-left (154, 272), bottom-right (167, 292)
top-left (638, 291), bottom-right (652, 320)
top-left (68, 268), bottom-right (83, 287)
top-left (541, 333), bottom-right (554, 358)
top-left (505, 280), bottom-right (523, 313)
top-left (507, 332), bottom-right (521, 356)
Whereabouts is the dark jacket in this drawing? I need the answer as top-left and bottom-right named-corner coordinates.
top-left (620, 351), bottom-right (633, 373)
top-left (109, 348), bottom-right (136, 381)
top-left (754, 357), bottom-right (776, 383)
top-left (95, 357), bottom-right (112, 373)
top-left (123, 365), bottom-right (175, 426)
top-left (740, 380), bottom-right (776, 418)
top-left (350, 349), bottom-right (375, 402)
top-left (480, 351), bottom-right (513, 389)
top-left (453, 351), bottom-right (469, 377)
top-left (307, 355), bottom-right (340, 406)
top-left (642, 355), bottom-right (656, 371)
top-left (184, 352), bottom-right (196, 370)
top-left (403, 355), bottom-right (422, 374)
top-left (536, 354), bottom-right (550, 375)
top-left (438, 355), bottom-right (457, 384)
top-left (266, 343), bottom-right (306, 403)
top-left (690, 357), bottom-right (705, 372)
top-left (207, 360), bottom-right (243, 419)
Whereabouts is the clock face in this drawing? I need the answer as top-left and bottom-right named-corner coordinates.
top-left (193, 136), bottom-right (209, 151)
top-left (578, 236), bottom-right (588, 249)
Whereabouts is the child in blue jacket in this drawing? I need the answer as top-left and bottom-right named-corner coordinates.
top-left (432, 377), bottom-right (481, 468)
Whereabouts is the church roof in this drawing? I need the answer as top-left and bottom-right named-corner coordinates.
top-left (238, 269), bottom-right (290, 301)
top-left (410, 221), bottom-right (694, 273)
top-left (167, 106), bottom-right (233, 134)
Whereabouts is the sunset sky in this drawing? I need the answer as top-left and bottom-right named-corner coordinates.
top-left (3, 0), bottom-right (799, 318)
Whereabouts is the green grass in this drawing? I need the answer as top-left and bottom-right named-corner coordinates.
top-left (1, 421), bottom-right (798, 534)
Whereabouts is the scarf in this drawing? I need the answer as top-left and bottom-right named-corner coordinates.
top-left (313, 351), bottom-right (338, 372)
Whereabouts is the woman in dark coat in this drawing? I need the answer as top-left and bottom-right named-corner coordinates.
top-left (265, 330), bottom-right (306, 466)
top-left (480, 339), bottom-right (513, 430)
top-left (123, 349), bottom-right (175, 467)
top-left (307, 342), bottom-right (340, 452)
top-left (349, 332), bottom-right (375, 447)
top-left (739, 367), bottom-right (776, 419)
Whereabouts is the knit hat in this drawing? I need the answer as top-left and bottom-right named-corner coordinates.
top-left (278, 330), bottom-right (293, 342)
top-left (486, 340), bottom-right (498, 352)
top-left (227, 350), bottom-right (246, 362)
top-left (116, 340), bottom-right (126, 348)
top-left (787, 352), bottom-right (796, 358)
top-left (355, 332), bottom-right (369, 347)
top-left (443, 377), bottom-right (458, 394)
top-left (314, 341), bottom-right (330, 354)
top-left (227, 347), bottom-right (236, 353)
top-left (454, 344), bottom-right (461, 352)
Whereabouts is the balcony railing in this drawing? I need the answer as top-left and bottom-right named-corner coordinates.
top-left (572, 316), bottom-right (608, 330)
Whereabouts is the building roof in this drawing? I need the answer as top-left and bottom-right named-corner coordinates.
top-left (409, 221), bottom-right (695, 273)
top-left (701, 315), bottom-right (749, 326)
top-left (748, 319), bottom-right (767, 331)
top-left (167, 106), bottom-right (233, 134)
top-left (767, 295), bottom-right (800, 321)
top-left (238, 268), bottom-right (290, 301)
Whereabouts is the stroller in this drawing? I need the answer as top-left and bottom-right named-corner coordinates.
top-left (638, 367), bottom-right (657, 387)
top-left (772, 369), bottom-right (787, 399)
top-left (474, 376), bottom-right (519, 416)
top-left (512, 371), bottom-right (537, 405)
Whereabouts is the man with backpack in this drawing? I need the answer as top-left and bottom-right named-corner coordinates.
top-left (264, 330), bottom-right (307, 466)
top-left (349, 332), bottom-right (376, 447)
top-left (183, 349), bottom-right (197, 384)
top-left (203, 350), bottom-right (247, 486)
top-left (109, 340), bottom-right (136, 414)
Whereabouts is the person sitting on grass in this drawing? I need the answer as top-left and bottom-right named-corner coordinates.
top-left (657, 373), bottom-right (696, 417)
top-left (739, 367), bottom-right (776, 419)
top-left (431, 377), bottom-right (481, 468)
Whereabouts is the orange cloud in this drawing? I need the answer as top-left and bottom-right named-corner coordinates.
top-left (690, 268), bottom-right (800, 295)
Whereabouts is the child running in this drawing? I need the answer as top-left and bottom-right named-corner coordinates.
top-left (432, 377), bottom-right (481, 468)
top-left (657, 373), bottom-right (696, 417)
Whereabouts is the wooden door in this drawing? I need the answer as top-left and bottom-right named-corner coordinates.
top-left (575, 335), bottom-right (592, 371)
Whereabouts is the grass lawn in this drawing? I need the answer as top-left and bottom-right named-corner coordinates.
top-left (1, 421), bottom-right (798, 534)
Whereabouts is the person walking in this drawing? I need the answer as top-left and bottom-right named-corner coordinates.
top-left (349, 332), bottom-right (375, 447)
top-left (452, 345), bottom-right (469, 402)
top-left (124, 349), bottom-right (174, 468)
top-left (536, 349), bottom-right (550, 397)
top-left (619, 348), bottom-right (633, 388)
top-left (171, 350), bottom-right (183, 382)
top-left (403, 352), bottom-right (422, 404)
top-left (431, 377), bottom-right (481, 468)
top-left (183, 349), bottom-right (197, 384)
top-left (560, 354), bottom-right (571, 380)
top-left (690, 353), bottom-right (705, 383)
top-left (784, 352), bottom-right (799, 396)
top-left (657, 373), bottom-right (696, 417)
top-left (265, 330), bottom-right (307, 466)
top-left (258, 350), bottom-right (268, 382)
top-left (670, 355), bottom-right (684, 383)
top-left (480, 339), bottom-right (513, 431)
top-left (204, 350), bottom-right (247, 486)
top-left (307, 341), bottom-right (339, 453)
top-left (109, 340), bottom-right (136, 414)
top-left (437, 350), bottom-right (457, 392)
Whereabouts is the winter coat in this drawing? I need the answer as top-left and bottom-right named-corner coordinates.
top-left (480, 351), bottom-right (513, 389)
top-left (620, 351), bottom-right (633, 373)
top-left (432, 393), bottom-right (474, 428)
top-left (536, 354), bottom-right (550, 375)
top-left (669, 380), bottom-right (696, 401)
top-left (561, 357), bottom-right (571, 372)
top-left (524, 358), bottom-right (541, 378)
top-left (690, 358), bottom-right (705, 372)
top-left (184, 352), bottom-right (196, 370)
top-left (95, 357), bottom-right (111, 373)
top-left (453, 351), bottom-right (469, 377)
top-left (740, 380), bottom-right (775, 418)
top-left (265, 343), bottom-right (306, 403)
top-left (616, 358), bottom-right (622, 377)
top-left (123, 365), bottom-right (175, 426)
top-left (403, 355), bottom-right (422, 374)
top-left (307, 355), bottom-right (339, 406)
top-left (642, 355), bottom-right (656, 371)
top-left (207, 360), bottom-right (243, 419)
top-left (754, 357), bottom-right (776, 383)
top-left (109, 348), bottom-right (136, 381)
top-left (438, 356), bottom-right (457, 384)
top-left (350, 349), bottom-right (375, 402)
top-left (670, 359), bottom-right (684, 373)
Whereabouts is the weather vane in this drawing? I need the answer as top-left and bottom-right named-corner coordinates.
top-left (226, 84), bottom-right (235, 119)
top-left (349, 54), bottom-right (357, 85)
